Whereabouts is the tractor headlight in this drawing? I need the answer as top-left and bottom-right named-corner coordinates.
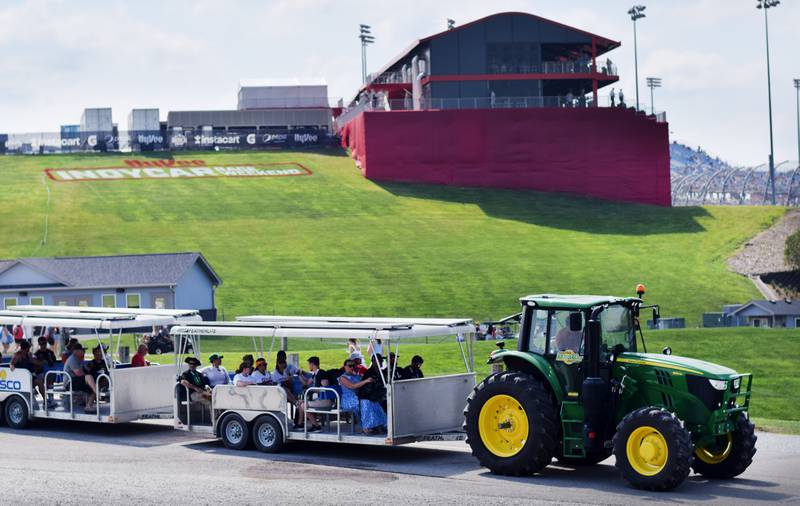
top-left (708, 379), bottom-right (728, 391)
top-left (733, 377), bottom-right (741, 390)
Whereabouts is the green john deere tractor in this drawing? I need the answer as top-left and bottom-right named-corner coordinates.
top-left (464, 290), bottom-right (756, 491)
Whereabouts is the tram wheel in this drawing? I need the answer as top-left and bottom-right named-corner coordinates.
top-left (220, 413), bottom-right (250, 450)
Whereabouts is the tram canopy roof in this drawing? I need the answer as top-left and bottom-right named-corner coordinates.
top-left (0, 306), bottom-right (200, 330)
top-left (171, 316), bottom-right (475, 340)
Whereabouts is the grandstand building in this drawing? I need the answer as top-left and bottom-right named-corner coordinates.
top-left (338, 12), bottom-right (671, 206)
top-left (167, 80), bottom-right (333, 133)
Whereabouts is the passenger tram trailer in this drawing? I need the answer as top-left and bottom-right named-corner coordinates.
top-left (170, 317), bottom-right (478, 452)
top-left (0, 306), bottom-right (201, 428)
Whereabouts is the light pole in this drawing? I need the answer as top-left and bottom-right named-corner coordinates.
top-left (646, 77), bottom-right (662, 114)
top-left (794, 79), bottom-right (800, 173)
top-left (359, 24), bottom-right (375, 84)
top-left (627, 5), bottom-right (646, 111)
top-left (756, 0), bottom-right (779, 205)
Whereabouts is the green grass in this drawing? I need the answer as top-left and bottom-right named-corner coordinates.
top-left (0, 150), bottom-right (785, 325)
top-left (752, 418), bottom-right (800, 435)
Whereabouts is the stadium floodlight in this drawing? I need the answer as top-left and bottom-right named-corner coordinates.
top-left (359, 24), bottom-right (375, 84)
top-left (627, 5), bottom-right (646, 111)
top-left (646, 77), bottom-right (662, 114)
top-left (756, 0), bottom-right (780, 205)
top-left (447, 18), bottom-right (455, 29)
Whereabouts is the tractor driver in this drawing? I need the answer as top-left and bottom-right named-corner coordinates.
top-left (554, 312), bottom-right (583, 352)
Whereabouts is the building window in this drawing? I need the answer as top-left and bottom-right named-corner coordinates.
top-left (153, 296), bottom-right (167, 310)
top-left (29, 296), bottom-right (44, 306)
top-left (796, 318), bottom-right (800, 328)
top-left (126, 293), bottom-right (141, 309)
top-left (102, 294), bottom-right (116, 308)
top-left (3, 297), bottom-right (17, 309)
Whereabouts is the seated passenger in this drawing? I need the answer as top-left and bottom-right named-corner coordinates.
top-left (271, 358), bottom-right (297, 403)
top-left (276, 350), bottom-right (299, 375)
top-left (402, 355), bottom-right (425, 379)
top-left (86, 345), bottom-right (111, 379)
top-left (64, 344), bottom-right (98, 413)
top-left (131, 344), bottom-right (150, 367)
top-left (34, 336), bottom-right (57, 401)
top-left (235, 354), bottom-right (255, 374)
top-left (202, 354), bottom-right (230, 388)
top-left (338, 359), bottom-right (387, 435)
top-left (389, 352), bottom-right (410, 381)
top-left (61, 338), bottom-right (80, 363)
top-left (232, 362), bottom-right (258, 387)
top-left (180, 357), bottom-right (212, 404)
top-left (250, 358), bottom-right (272, 385)
top-left (295, 357), bottom-right (327, 431)
top-left (12, 340), bottom-right (47, 400)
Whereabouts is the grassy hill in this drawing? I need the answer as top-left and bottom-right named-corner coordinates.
top-left (0, 150), bottom-right (785, 323)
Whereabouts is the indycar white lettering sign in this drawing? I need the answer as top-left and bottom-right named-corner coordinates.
top-left (45, 160), bottom-right (312, 182)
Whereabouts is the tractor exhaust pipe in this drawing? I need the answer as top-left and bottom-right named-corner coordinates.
top-left (582, 307), bottom-right (608, 451)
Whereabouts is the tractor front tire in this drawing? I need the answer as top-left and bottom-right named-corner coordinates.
top-left (464, 372), bottom-right (558, 476)
top-left (613, 407), bottom-right (693, 491)
top-left (692, 414), bottom-right (757, 479)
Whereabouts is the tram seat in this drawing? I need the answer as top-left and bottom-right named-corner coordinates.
top-left (228, 372), bottom-right (235, 382)
top-left (115, 363), bottom-right (133, 369)
top-left (0, 356), bottom-right (11, 365)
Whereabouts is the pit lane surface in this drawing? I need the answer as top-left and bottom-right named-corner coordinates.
top-left (0, 420), bottom-right (797, 505)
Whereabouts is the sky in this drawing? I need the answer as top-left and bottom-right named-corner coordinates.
top-left (0, 0), bottom-right (799, 166)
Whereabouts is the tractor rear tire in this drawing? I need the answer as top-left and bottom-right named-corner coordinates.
top-left (692, 414), bottom-right (757, 479)
top-left (613, 407), bottom-right (693, 491)
top-left (464, 372), bottom-right (558, 476)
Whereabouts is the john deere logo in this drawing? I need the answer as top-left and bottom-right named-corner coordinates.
top-left (556, 349), bottom-right (583, 365)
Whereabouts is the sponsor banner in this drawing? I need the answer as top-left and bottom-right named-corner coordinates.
top-left (1, 128), bottom-right (334, 154)
top-left (44, 160), bottom-right (312, 183)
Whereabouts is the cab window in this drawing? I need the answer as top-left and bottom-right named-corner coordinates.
top-left (525, 309), bottom-right (584, 355)
top-left (600, 304), bottom-right (634, 353)
top-left (527, 309), bottom-right (548, 353)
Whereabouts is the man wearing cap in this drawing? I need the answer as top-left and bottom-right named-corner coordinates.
top-left (180, 357), bottom-right (211, 404)
top-left (64, 344), bottom-right (99, 412)
top-left (201, 353), bottom-right (230, 388)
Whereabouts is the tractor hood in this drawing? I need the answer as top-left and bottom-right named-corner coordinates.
top-left (616, 352), bottom-right (739, 379)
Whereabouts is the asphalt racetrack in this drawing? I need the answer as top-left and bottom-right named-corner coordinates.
top-left (1, 420), bottom-right (797, 505)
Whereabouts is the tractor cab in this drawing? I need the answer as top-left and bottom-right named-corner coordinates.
top-left (516, 295), bottom-right (640, 396)
top-left (467, 289), bottom-right (756, 492)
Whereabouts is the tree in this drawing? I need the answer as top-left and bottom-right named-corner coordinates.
top-left (786, 230), bottom-right (800, 269)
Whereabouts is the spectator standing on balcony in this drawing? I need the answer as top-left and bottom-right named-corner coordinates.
top-left (578, 89), bottom-right (586, 108)
top-left (490, 90), bottom-right (496, 108)
top-left (606, 58), bottom-right (613, 75)
top-left (610, 88), bottom-right (616, 107)
top-left (565, 90), bottom-right (574, 108)
top-left (618, 90), bottom-right (625, 108)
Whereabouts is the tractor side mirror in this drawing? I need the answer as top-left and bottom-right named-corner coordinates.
top-left (569, 312), bottom-right (583, 331)
top-left (662, 346), bottom-right (672, 356)
top-left (652, 307), bottom-right (660, 325)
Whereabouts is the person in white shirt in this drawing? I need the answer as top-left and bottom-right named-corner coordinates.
top-left (271, 357), bottom-right (297, 403)
top-left (251, 358), bottom-right (272, 385)
top-left (232, 363), bottom-right (257, 387)
top-left (201, 354), bottom-right (230, 388)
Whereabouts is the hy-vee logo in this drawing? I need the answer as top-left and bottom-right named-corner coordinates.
top-left (0, 369), bottom-right (22, 391)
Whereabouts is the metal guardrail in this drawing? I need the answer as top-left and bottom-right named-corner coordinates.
top-left (302, 386), bottom-right (350, 439)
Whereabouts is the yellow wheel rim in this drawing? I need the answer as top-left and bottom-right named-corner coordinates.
top-left (695, 433), bottom-right (733, 465)
top-left (626, 426), bottom-right (669, 476)
top-left (478, 394), bottom-right (529, 457)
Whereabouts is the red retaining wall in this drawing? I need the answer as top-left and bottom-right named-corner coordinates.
top-left (341, 107), bottom-right (671, 206)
